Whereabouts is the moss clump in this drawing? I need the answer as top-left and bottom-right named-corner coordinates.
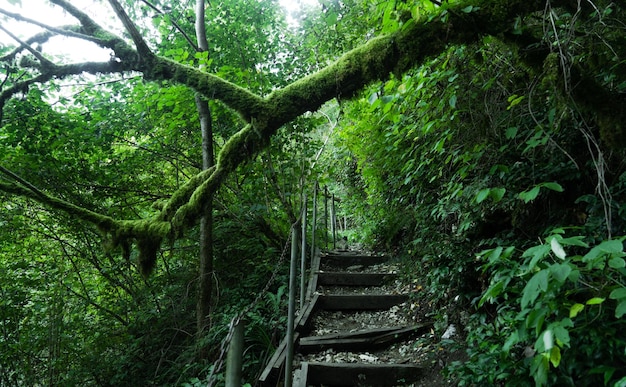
top-left (136, 235), bottom-right (162, 277)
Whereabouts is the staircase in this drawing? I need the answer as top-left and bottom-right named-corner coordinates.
top-left (259, 250), bottom-right (433, 386)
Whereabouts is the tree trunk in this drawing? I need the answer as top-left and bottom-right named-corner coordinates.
top-left (195, 0), bottom-right (215, 355)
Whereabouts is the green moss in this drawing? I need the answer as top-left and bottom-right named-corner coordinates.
top-left (136, 235), bottom-right (162, 277)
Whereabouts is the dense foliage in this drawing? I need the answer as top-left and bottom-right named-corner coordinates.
top-left (329, 2), bottom-right (626, 385)
top-left (1, 0), bottom-right (625, 386)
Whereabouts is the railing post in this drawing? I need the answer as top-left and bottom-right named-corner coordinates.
top-left (225, 319), bottom-right (244, 387)
top-left (331, 193), bottom-right (336, 250)
top-left (300, 194), bottom-right (307, 308)
top-left (324, 186), bottom-right (329, 250)
top-left (310, 183), bottom-right (317, 264)
top-left (285, 226), bottom-right (298, 387)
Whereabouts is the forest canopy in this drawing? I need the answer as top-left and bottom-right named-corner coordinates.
top-left (1, 0), bottom-right (625, 385)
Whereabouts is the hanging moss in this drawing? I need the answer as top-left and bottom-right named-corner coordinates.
top-left (136, 235), bottom-right (162, 277)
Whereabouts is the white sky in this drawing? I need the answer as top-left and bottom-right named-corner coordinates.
top-left (0, 0), bottom-right (317, 62)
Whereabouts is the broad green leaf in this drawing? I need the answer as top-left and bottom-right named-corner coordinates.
top-left (586, 297), bottom-right (605, 305)
top-left (609, 257), bottom-right (626, 268)
top-left (569, 303), bottom-right (585, 318)
top-left (519, 186), bottom-right (541, 203)
top-left (503, 331), bottom-right (519, 352)
top-left (490, 187), bottom-right (506, 202)
top-left (549, 263), bottom-right (571, 283)
top-left (531, 353), bottom-right (549, 386)
top-left (476, 188), bottom-right (490, 203)
top-left (522, 270), bottom-right (549, 308)
top-left (583, 240), bottom-right (624, 263)
top-left (478, 279), bottom-right (506, 307)
top-left (616, 300), bottom-right (626, 318)
top-left (609, 288), bottom-right (626, 300)
top-left (523, 244), bottom-right (551, 271)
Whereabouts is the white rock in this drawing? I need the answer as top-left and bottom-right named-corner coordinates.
top-left (442, 324), bottom-right (456, 339)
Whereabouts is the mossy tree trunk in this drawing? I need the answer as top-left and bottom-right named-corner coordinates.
top-left (194, 0), bottom-right (215, 355)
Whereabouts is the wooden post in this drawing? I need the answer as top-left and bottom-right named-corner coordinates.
top-left (310, 183), bottom-right (317, 266)
top-left (225, 319), bottom-right (244, 387)
top-left (331, 193), bottom-right (336, 250)
top-left (285, 226), bottom-right (298, 387)
top-left (300, 194), bottom-right (307, 308)
top-left (324, 186), bottom-right (329, 250)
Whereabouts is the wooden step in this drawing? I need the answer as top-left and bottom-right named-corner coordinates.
top-left (318, 294), bottom-right (409, 311)
top-left (299, 322), bottom-right (433, 353)
top-left (302, 362), bottom-right (425, 386)
top-left (317, 272), bottom-right (396, 286)
top-left (321, 254), bottom-right (389, 268)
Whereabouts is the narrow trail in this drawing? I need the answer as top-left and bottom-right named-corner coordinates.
top-left (259, 249), bottom-right (449, 386)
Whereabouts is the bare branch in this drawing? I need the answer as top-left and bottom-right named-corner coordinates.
top-left (0, 24), bottom-right (54, 66)
top-left (106, 0), bottom-right (154, 59)
top-left (0, 6), bottom-right (107, 47)
top-left (141, 0), bottom-right (199, 51)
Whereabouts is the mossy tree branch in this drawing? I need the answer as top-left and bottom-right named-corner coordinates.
top-left (0, 0), bottom-right (587, 272)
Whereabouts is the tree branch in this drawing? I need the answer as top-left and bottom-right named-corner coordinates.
top-left (0, 0), bottom-right (584, 273)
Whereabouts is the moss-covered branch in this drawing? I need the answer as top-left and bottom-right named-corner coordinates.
top-left (1, 0), bottom-right (587, 274)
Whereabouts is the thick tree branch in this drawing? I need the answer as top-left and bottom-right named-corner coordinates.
top-left (0, 166), bottom-right (117, 230)
top-left (0, 0), bottom-right (585, 271)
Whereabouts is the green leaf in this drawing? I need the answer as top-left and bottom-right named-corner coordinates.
top-left (616, 300), bottom-right (626, 318)
top-left (569, 303), bottom-right (584, 318)
top-left (586, 297), bottom-right (605, 305)
top-left (522, 270), bottom-right (549, 308)
top-left (550, 346), bottom-right (561, 367)
top-left (478, 279), bottom-right (506, 307)
top-left (583, 240), bottom-right (624, 263)
top-left (531, 353), bottom-right (549, 386)
top-left (519, 186), bottom-right (541, 203)
top-left (506, 94), bottom-right (525, 110)
top-left (505, 126), bottom-right (518, 139)
top-left (549, 263), bottom-right (571, 283)
top-left (523, 244), bottom-right (551, 271)
top-left (449, 94), bottom-right (457, 108)
top-left (541, 182), bottom-right (564, 192)
top-left (609, 257), bottom-right (626, 268)
top-left (609, 288), bottom-right (626, 300)
top-left (491, 187), bottom-right (506, 202)
top-left (550, 238), bottom-right (566, 259)
top-left (476, 188), bottom-right (490, 203)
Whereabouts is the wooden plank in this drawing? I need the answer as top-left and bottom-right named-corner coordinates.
top-left (317, 272), bottom-right (395, 286)
top-left (321, 254), bottom-right (389, 268)
top-left (306, 362), bottom-right (424, 386)
top-left (318, 294), bottom-right (409, 310)
top-left (296, 293), bottom-right (319, 334)
top-left (298, 323), bottom-right (433, 353)
top-left (306, 253), bottom-right (321, 301)
top-left (293, 362), bottom-right (308, 387)
top-left (259, 294), bottom-right (320, 386)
